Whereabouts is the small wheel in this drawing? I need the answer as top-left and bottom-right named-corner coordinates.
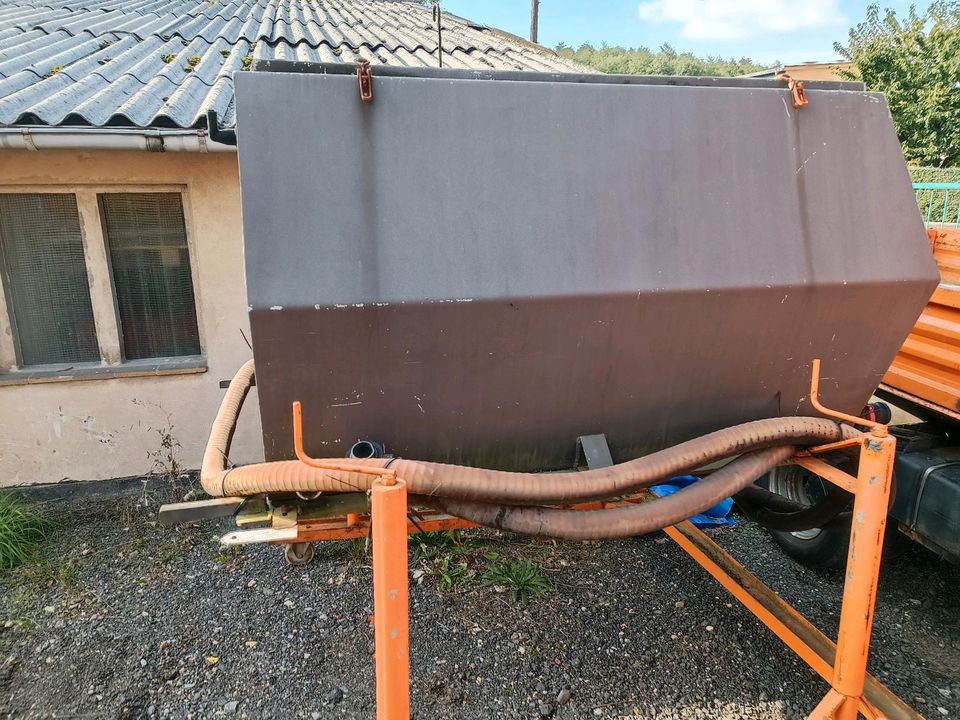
top-left (284, 542), bottom-right (315, 567)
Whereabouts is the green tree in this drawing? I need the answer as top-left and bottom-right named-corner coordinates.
top-left (554, 42), bottom-right (770, 78)
top-left (835, 3), bottom-right (960, 167)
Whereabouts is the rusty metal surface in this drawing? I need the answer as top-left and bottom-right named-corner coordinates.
top-left (884, 227), bottom-right (960, 417)
top-left (235, 68), bottom-right (937, 469)
top-left (664, 519), bottom-right (921, 720)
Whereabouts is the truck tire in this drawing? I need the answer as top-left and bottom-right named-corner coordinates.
top-left (763, 465), bottom-right (850, 569)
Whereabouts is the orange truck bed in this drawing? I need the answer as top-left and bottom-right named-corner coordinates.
top-left (883, 228), bottom-right (960, 420)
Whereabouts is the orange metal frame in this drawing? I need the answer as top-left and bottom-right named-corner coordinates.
top-left (289, 359), bottom-right (915, 720)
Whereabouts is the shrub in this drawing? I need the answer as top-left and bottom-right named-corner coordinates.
top-left (0, 493), bottom-right (49, 570)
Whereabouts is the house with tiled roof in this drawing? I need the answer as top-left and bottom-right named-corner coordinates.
top-left (0, 0), bottom-right (587, 486)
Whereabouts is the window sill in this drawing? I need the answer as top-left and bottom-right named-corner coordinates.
top-left (0, 356), bottom-right (207, 387)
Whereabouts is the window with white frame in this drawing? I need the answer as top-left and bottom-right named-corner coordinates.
top-left (0, 190), bottom-right (202, 378)
top-left (0, 193), bottom-right (100, 366)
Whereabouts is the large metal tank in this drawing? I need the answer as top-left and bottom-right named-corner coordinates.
top-left (235, 65), bottom-right (938, 470)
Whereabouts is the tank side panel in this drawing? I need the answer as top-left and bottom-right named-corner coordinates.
top-left (251, 283), bottom-right (923, 467)
top-left (235, 72), bottom-right (938, 468)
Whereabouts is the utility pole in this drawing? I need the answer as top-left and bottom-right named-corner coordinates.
top-left (530, 0), bottom-right (539, 43)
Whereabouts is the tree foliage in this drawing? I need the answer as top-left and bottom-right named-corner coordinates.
top-left (554, 43), bottom-right (770, 78)
top-left (835, 2), bottom-right (960, 167)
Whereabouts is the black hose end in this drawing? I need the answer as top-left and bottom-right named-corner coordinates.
top-left (347, 440), bottom-right (385, 460)
top-left (860, 402), bottom-right (892, 425)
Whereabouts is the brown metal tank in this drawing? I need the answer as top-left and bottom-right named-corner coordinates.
top-left (235, 65), bottom-right (938, 470)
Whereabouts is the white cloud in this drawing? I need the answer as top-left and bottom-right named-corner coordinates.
top-left (637, 0), bottom-right (845, 40)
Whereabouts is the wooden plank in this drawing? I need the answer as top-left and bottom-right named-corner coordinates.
top-left (158, 497), bottom-right (246, 526)
top-left (221, 526), bottom-right (298, 545)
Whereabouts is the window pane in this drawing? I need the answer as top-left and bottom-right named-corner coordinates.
top-left (99, 193), bottom-right (200, 360)
top-left (0, 193), bottom-right (99, 366)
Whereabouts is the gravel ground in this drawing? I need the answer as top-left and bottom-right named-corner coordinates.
top-left (1, 480), bottom-right (958, 720)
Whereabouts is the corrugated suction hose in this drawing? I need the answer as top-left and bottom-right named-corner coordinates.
top-left (419, 446), bottom-right (796, 540)
top-left (201, 361), bottom-right (857, 537)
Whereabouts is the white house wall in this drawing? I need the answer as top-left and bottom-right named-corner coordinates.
top-left (0, 149), bottom-right (263, 486)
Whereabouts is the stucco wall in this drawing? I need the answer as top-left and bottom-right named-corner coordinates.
top-left (0, 149), bottom-right (263, 486)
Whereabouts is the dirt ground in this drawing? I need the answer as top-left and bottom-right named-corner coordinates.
top-left (1, 480), bottom-right (958, 720)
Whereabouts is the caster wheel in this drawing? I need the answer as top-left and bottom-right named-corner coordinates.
top-left (284, 542), bottom-right (315, 567)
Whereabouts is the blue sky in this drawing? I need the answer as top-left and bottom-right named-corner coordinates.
top-left (440, 1), bottom-right (926, 66)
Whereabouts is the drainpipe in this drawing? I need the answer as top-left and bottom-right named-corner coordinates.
top-left (0, 126), bottom-right (236, 152)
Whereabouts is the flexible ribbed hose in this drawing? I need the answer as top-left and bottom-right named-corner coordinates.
top-left (201, 358), bottom-right (255, 497)
top-left (421, 446), bottom-right (796, 540)
top-left (202, 361), bottom-right (857, 506)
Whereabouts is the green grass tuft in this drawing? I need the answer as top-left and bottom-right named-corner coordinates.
top-left (0, 493), bottom-right (49, 570)
top-left (482, 558), bottom-right (550, 606)
top-left (426, 554), bottom-right (472, 592)
top-left (411, 530), bottom-right (466, 562)
top-left (345, 536), bottom-right (370, 563)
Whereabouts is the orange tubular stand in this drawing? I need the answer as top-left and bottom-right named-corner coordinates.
top-left (290, 359), bottom-right (914, 720)
top-left (371, 475), bottom-right (410, 720)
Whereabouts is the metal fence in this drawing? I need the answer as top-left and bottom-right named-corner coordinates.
top-left (914, 182), bottom-right (960, 225)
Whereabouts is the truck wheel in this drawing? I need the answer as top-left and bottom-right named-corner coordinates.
top-left (764, 466), bottom-right (850, 569)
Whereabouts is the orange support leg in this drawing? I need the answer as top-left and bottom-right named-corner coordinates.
top-left (371, 477), bottom-right (410, 720)
top-left (829, 432), bottom-right (895, 720)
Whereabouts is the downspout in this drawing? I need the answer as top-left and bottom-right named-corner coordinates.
top-left (206, 110), bottom-right (237, 146)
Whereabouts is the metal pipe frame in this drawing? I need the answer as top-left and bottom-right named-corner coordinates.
top-left (664, 432), bottom-right (914, 720)
top-left (284, 361), bottom-right (915, 720)
top-left (371, 476), bottom-right (410, 720)
top-left (333, 427), bottom-right (914, 720)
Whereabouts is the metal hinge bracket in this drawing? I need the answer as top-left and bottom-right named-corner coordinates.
top-left (356, 59), bottom-right (373, 103)
top-left (778, 72), bottom-right (808, 109)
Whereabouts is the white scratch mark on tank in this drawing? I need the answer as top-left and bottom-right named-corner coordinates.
top-left (414, 395), bottom-right (425, 414)
top-left (796, 150), bottom-right (818, 175)
top-left (781, 96), bottom-right (791, 118)
top-left (269, 305), bottom-right (283, 311)
top-left (831, 333), bottom-right (836, 342)
top-left (780, 294), bottom-right (788, 304)
top-left (329, 401), bottom-right (362, 408)
top-left (454, 298), bottom-right (473, 303)
top-left (353, 303), bottom-right (365, 308)
top-left (374, 302), bottom-right (389, 307)
top-left (334, 304), bottom-right (348, 308)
